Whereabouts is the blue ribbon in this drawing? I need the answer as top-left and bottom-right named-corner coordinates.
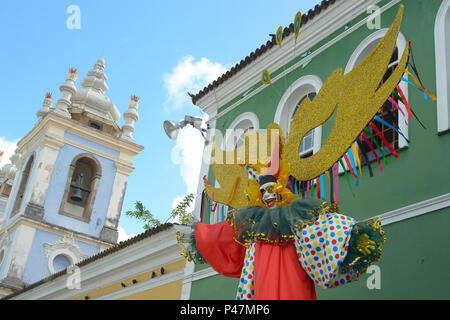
top-left (347, 149), bottom-right (359, 187)
top-left (320, 174), bottom-right (325, 200)
top-left (373, 115), bottom-right (409, 145)
top-left (401, 77), bottom-right (430, 101)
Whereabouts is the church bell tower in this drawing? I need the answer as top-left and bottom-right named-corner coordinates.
top-left (0, 58), bottom-right (143, 297)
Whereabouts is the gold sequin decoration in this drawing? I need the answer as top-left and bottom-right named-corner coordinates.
top-left (284, 5), bottom-right (408, 181)
top-left (206, 123), bottom-right (287, 209)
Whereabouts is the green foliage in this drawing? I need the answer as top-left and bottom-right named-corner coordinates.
top-left (125, 201), bottom-right (161, 230)
top-left (126, 193), bottom-right (195, 230)
top-left (170, 193), bottom-right (195, 225)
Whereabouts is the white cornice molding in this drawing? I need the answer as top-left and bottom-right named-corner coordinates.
top-left (189, 266), bottom-right (218, 282)
top-left (5, 216), bottom-right (113, 250)
top-left (199, 0), bottom-right (402, 124)
top-left (373, 193), bottom-right (450, 226)
top-left (17, 112), bottom-right (143, 160)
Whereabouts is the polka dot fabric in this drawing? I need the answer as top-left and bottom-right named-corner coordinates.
top-left (236, 243), bottom-right (255, 300)
top-left (293, 212), bottom-right (360, 288)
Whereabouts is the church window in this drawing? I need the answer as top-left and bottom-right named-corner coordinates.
top-left (11, 154), bottom-right (35, 217)
top-left (88, 120), bottom-right (103, 131)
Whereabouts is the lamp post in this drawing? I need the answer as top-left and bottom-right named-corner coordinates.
top-left (163, 115), bottom-right (208, 143)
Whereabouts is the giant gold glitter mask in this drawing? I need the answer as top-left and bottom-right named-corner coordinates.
top-left (206, 5), bottom-right (409, 209)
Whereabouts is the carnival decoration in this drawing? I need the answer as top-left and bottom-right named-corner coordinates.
top-left (177, 5), bottom-right (435, 300)
top-left (294, 11), bottom-right (302, 43)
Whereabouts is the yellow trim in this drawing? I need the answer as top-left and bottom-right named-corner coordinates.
top-left (71, 259), bottom-right (186, 300)
top-left (120, 279), bottom-right (183, 300)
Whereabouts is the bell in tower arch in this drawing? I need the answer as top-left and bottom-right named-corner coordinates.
top-left (70, 173), bottom-right (87, 202)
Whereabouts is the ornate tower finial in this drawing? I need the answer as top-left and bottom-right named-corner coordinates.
top-left (54, 68), bottom-right (78, 118)
top-left (120, 95), bottom-right (140, 142)
top-left (36, 92), bottom-right (53, 120)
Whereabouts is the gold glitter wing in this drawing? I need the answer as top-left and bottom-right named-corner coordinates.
top-left (206, 124), bottom-right (285, 209)
top-left (284, 5), bottom-right (409, 181)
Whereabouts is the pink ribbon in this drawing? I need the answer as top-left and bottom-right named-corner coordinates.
top-left (360, 132), bottom-right (383, 173)
top-left (306, 180), bottom-right (310, 198)
top-left (388, 97), bottom-right (408, 126)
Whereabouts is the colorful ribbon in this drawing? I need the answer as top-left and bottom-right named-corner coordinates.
top-left (338, 158), bottom-right (355, 197)
top-left (327, 169), bottom-right (333, 203)
top-left (363, 128), bottom-right (388, 166)
top-left (356, 139), bottom-right (373, 178)
top-left (404, 70), bottom-right (436, 101)
top-left (396, 85), bottom-right (427, 129)
top-left (351, 143), bottom-right (362, 176)
top-left (401, 76), bottom-right (435, 101)
top-left (320, 174), bottom-right (325, 200)
top-left (306, 180), bottom-right (310, 198)
top-left (388, 96), bottom-right (408, 126)
top-left (360, 131), bottom-right (383, 173)
top-left (369, 122), bottom-right (399, 158)
top-left (343, 153), bottom-right (359, 180)
top-left (395, 86), bottom-right (413, 119)
top-left (373, 115), bottom-right (409, 145)
top-left (334, 162), bottom-right (339, 205)
top-left (347, 149), bottom-right (360, 187)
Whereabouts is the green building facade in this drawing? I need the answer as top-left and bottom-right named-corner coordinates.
top-left (182, 0), bottom-right (450, 300)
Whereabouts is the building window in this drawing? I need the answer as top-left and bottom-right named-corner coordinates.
top-left (11, 154), bottom-right (35, 217)
top-left (274, 75), bottom-right (323, 157)
top-left (435, 0), bottom-right (450, 134)
top-left (223, 112), bottom-right (259, 151)
top-left (358, 47), bottom-right (400, 162)
top-left (88, 120), bottom-right (103, 131)
top-left (59, 154), bottom-right (101, 222)
top-left (290, 92), bottom-right (317, 158)
top-left (345, 29), bottom-right (408, 165)
top-left (233, 124), bottom-right (254, 149)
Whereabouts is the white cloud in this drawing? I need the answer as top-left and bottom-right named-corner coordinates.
top-left (117, 226), bottom-right (136, 243)
top-left (170, 122), bottom-right (206, 195)
top-left (163, 55), bottom-right (227, 111)
top-left (0, 137), bottom-right (19, 167)
top-left (164, 55), bottom-right (225, 218)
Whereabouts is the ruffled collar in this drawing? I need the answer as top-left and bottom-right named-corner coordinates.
top-left (227, 198), bottom-right (335, 247)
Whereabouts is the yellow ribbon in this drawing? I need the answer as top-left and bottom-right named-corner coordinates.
top-left (404, 69), bottom-right (436, 101)
top-left (351, 142), bottom-right (362, 176)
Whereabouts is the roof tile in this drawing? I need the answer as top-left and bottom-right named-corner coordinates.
top-left (190, 0), bottom-right (338, 105)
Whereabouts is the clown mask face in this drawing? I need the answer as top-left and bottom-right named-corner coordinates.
top-left (260, 182), bottom-right (278, 208)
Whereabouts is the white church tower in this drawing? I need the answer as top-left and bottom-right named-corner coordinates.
top-left (0, 58), bottom-right (143, 297)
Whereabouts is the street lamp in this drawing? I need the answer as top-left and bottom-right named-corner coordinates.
top-left (163, 115), bottom-right (208, 143)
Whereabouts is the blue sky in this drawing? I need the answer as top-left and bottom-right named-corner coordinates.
top-left (0, 0), bottom-right (321, 240)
